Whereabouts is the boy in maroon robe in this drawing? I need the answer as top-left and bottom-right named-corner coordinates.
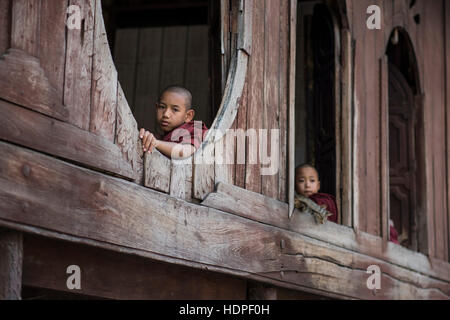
top-left (295, 164), bottom-right (338, 223)
top-left (295, 164), bottom-right (400, 243)
top-left (139, 86), bottom-right (208, 159)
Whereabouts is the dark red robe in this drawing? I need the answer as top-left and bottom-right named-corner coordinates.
top-left (309, 193), bottom-right (338, 223)
top-left (162, 120), bottom-right (208, 149)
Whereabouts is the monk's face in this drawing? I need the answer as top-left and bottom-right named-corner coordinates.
top-left (295, 167), bottom-right (320, 197)
top-left (156, 91), bottom-right (194, 132)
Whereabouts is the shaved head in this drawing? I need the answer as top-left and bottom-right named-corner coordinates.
top-left (159, 85), bottom-right (193, 110)
top-left (295, 164), bottom-right (319, 180)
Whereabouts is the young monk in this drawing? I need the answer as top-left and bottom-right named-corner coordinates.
top-left (139, 86), bottom-right (208, 159)
top-left (295, 164), bottom-right (338, 223)
top-left (295, 164), bottom-right (400, 243)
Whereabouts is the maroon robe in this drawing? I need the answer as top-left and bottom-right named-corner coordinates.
top-left (309, 193), bottom-right (338, 223)
top-left (162, 120), bottom-right (208, 149)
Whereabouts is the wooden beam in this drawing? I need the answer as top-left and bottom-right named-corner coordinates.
top-left (0, 141), bottom-right (449, 299)
top-left (202, 182), bottom-right (450, 284)
top-left (288, 0), bottom-right (297, 218)
top-left (22, 234), bottom-right (246, 300)
top-left (0, 99), bottom-right (135, 180)
top-left (0, 229), bottom-right (22, 300)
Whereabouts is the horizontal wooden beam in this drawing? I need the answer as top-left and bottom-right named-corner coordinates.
top-left (202, 182), bottom-right (450, 283)
top-left (22, 234), bottom-right (246, 300)
top-left (0, 99), bottom-right (136, 180)
top-left (0, 141), bottom-right (449, 299)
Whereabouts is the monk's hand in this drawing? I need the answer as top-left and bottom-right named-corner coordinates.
top-left (140, 128), bottom-right (158, 154)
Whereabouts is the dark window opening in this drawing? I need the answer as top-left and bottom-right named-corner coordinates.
top-left (295, 2), bottom-right (338, 204)
top-left (102, 0), bottom-right (221, 136)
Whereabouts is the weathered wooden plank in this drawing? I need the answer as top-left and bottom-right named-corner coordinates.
top-left (261, 0), bottom-right (280, 200)
top-left (287, 0), bottom-right (296, 218)
top-left (238, 0), bottom-right (253, 55)
top-left (424, 0), bottom-right (447, 261)
top-left (0, 49), bottom-right (67, 120)
top-left (1, 141), bottom-right (449, 299)
top-left (445, 0), bottom-right (450, 262)
top-left (234, 80), bottom-right (248, 188)
top-left (0, 99), bottom-right (134, 180)
top-left (64, 0), bottom-right (95, 130)
top-left (245, 0), bottom-right (264, 194)
top-left (10, 0), bottom-right (40, 56)
top-left (193, 142), bottom-right (215, 200)
top-left (202, 182), bottom-right (450, 284)
top-left (0, 0), bottom-right (11, 54)
top-left (341, 28), bottom-right (352, 226)
top-left (144, 150), bottom-right (171, 193)
top-left (39, 0), bottom-right (67, 101)
top-left (23, 235), bottom-right (246, 300)
top-left (116, 84), bottom-right (144, 184)
top-left (170, 161), bottom-right (187, 199)
top-left (278, 0), bottom-right (289, 203)
top-left (0, 229), bottom-right (22, 300)
top-left (90, 0), bottom-right (118, 142)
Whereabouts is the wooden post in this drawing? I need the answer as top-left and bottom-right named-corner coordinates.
top-left (0, 229), bottom-right (23, 300)
top-left (288, 0), bottom-right (297, 218)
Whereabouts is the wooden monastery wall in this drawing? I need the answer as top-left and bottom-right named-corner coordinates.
top-left (349, 0), bottom-right (450, 262)
top-left (0, 0), bottom-right (450, 299)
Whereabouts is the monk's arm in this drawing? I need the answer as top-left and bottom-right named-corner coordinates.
top-left (156, 140), bottom-right (196, 159)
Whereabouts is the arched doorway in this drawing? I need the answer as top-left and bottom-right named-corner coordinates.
top-left (387, 28), bottom-right (424, 250)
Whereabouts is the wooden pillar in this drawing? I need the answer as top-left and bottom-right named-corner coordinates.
top-left (0, 229), bottom-right (23, 300)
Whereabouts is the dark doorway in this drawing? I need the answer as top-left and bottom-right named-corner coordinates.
top-left (387, 28), bottom-right (423, 250)
top-left (310, 3), bottom-right (336, 197)
top-left (295, 1), bottom-right (338, 198)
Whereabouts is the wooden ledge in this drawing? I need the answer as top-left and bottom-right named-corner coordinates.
top-left (0, 141), bottom-right (449, 299)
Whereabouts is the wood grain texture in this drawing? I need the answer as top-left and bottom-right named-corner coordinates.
top-left (201, 182), bottom-right (450, 284)
top-left (0, 49), bottom-right (67, 120)
top-left (261, 0), bottom-right (280, 199)
top-left (23, 235), bottom-right (246, 300)
top-left (0, 99), bottom-right (134, 180)
top-left (341, 29), bottom-right (352, 226)
top-left (0, 0), bottom-right (11, 54)
top-left (0, 229), bottom-right (22, 300)
top-left (144, 150), bottom-right (171, 193)
top-left (10, 0), bottom-right (39, 56)
top-left (116, 84), bottom-right (144, 183)
top-left (64, 0), bottom-right (95, 130)
top-left (287, 0), bottom-right (296, 218)
top-left (0, 141), bottom-right (449, 299)
top-left (278, 0), bottom-right (289, 203)
top-left (90, 0), bottom-right (118, 141)
top-left (245, 0), bottom-right (264, 194)
top-left (423, 0), bottom-right (447, 261)
top-left (446, 0), bottom-right (450, 262)
top-left (39, 0), bottom-right (67, 101)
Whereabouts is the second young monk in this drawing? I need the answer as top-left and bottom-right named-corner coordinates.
top-left (295, 164), bottom-right (338, 223)
top-left (295, 163), bottom-right (400, 243)
top-left (139, 86), bottom-right (208, 159)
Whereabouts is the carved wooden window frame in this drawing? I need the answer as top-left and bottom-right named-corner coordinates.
top-left (143, 0), bottom-right (252, 201)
